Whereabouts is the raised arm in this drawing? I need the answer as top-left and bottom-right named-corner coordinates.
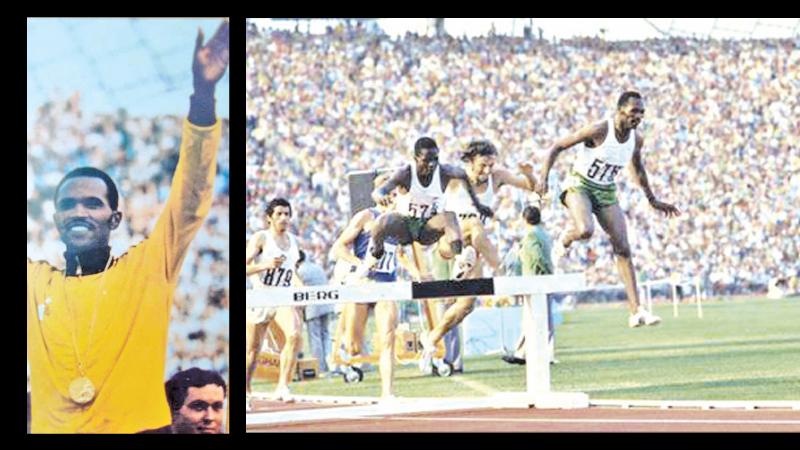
top-left (629, 134), bottom-right (681, 218)
top-left (372, 167), bottom-right (411, 208)
top-left (150, 19), bottom-right (230, 284)
top-left (189, 19), bottom-right (229, 127)
top-left (536, 121), bottom-right (604, 196)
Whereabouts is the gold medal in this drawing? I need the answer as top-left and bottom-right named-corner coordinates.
top-left (61, 255), bottom-right (113, 406)
top-left (69, 376), bottom-right (95, 405)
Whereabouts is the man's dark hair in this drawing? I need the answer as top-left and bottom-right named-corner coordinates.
top-left (413, 137), bottom-right (438, 156)
top-left (617, 91), bottom-right (642, 109)
top-left (54, 167), bottom-right (120, 211)
top-left (461, 140), bottom-right (498, 162)
top-left (523, 205), bottom-right (541, 225)
top-left (165, 368), bottom-right (227, 415)
top-left (266, 198), bottom-right (292, 217)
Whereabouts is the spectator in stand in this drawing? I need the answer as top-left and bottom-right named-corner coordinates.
top-left (246, 20), bottom-right (798, 299)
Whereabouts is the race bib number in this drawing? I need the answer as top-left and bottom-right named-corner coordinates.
top-left (458, 212), bottom-right (489, 225)
top-left (263, 267), bottom-right (293, 287)
top-left (585, 158), bottom-right (622, 184)
top-left (373, 244), bottom-right (398, 274)
top-left (407, 201), bottom-right (437, 219)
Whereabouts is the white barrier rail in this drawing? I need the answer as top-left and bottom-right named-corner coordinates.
top-left (246, 273), bottom-right (589, 426)
top-left (246, 274), bottom-right (586, 308)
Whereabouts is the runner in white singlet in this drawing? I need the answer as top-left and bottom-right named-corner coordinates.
top-left (245, 198), bottom-right (305, 407)
top-left (536, 91), bottom-right (680, 328)
top-left (357, 137), bottom-right (494, 278)
top-left (420, 140), bottom-right (539, 373)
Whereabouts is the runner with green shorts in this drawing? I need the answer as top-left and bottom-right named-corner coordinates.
top-left (537, 91), bottom-right (680, 328)
top-left (354, 137), bottom-right (493, 278)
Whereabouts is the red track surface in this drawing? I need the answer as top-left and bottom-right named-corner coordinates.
top-left (247, 399), bottom-right (800, 432)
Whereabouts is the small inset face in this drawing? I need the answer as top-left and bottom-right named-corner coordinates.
top-left (268, 205), bottom-right (292, 232)
top-left (173, 384), bottom-right (225, 434)
top-left (53, 176), bottom-right (119, 253)
top-left (470, 154), bottom-right (496, 184)
top-left (620, 97), bottom-right (645, 129)
top-left (415, 147), bottom-right (439, 178)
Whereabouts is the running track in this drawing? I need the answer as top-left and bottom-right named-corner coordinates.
top-left (247, 399), bottom-right (800, 432)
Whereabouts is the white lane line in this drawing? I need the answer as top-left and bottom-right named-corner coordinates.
top-left (246, 398), bottom-right (497, 426)
top-left (379, 417), bottom-right (800, 425)
top-left (448, 376), bottom-right (498, 396)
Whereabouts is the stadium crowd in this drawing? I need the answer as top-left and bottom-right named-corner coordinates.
top-left (27, 92), bottom-right (230, 380)
top-left (246, 21), bottom-right (799, 296)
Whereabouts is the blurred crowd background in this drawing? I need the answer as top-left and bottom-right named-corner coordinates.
top-left (246, 20), bottom-right (799, 296)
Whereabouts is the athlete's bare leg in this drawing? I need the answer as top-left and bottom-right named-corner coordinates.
top-left (562, 191), bottom-right (595, 248)
top-left (595, 204), bottom-right (639, 314)
top-left (368, 212), bottom-right (414, 259)
top-left (343, 303), bottom-right (369, 356)
top-left (425, 259), bottom-right (482, 345)
top-left (461, 217), bottom-right (501, 273)
top-left (330, 307), bottom-right (348, 369)
top-left (410, 242), bottom-right (432, 280)
top-left (427, 298), bottom-right (476, 346)
top-left (245, 320), bottom-right (269, 395)
top-left (274, 306), bottom-right (303, 394)
top-left (421, 211), bottom-right (462, 259)
top-left (421, 298), bottom-right (437, 333)
top-left (374, 301), bottom-right (398, 398)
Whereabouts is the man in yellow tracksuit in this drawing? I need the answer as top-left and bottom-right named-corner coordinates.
top-left (26, 19), bottom-right (229, 433)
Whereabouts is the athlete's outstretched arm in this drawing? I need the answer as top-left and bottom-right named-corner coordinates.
top-left (372, 167), bottom-right (411, 208)
top-left (630, 135), bottom-right (681, 218)
top-left (536, 122), bottom-right (603, 196)
top-left (443, 164), bottom-right (494, 218)
top-left (494, 162), bottom-right (537, 191)
top-left (332, 211), bottom-right (370, 267)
